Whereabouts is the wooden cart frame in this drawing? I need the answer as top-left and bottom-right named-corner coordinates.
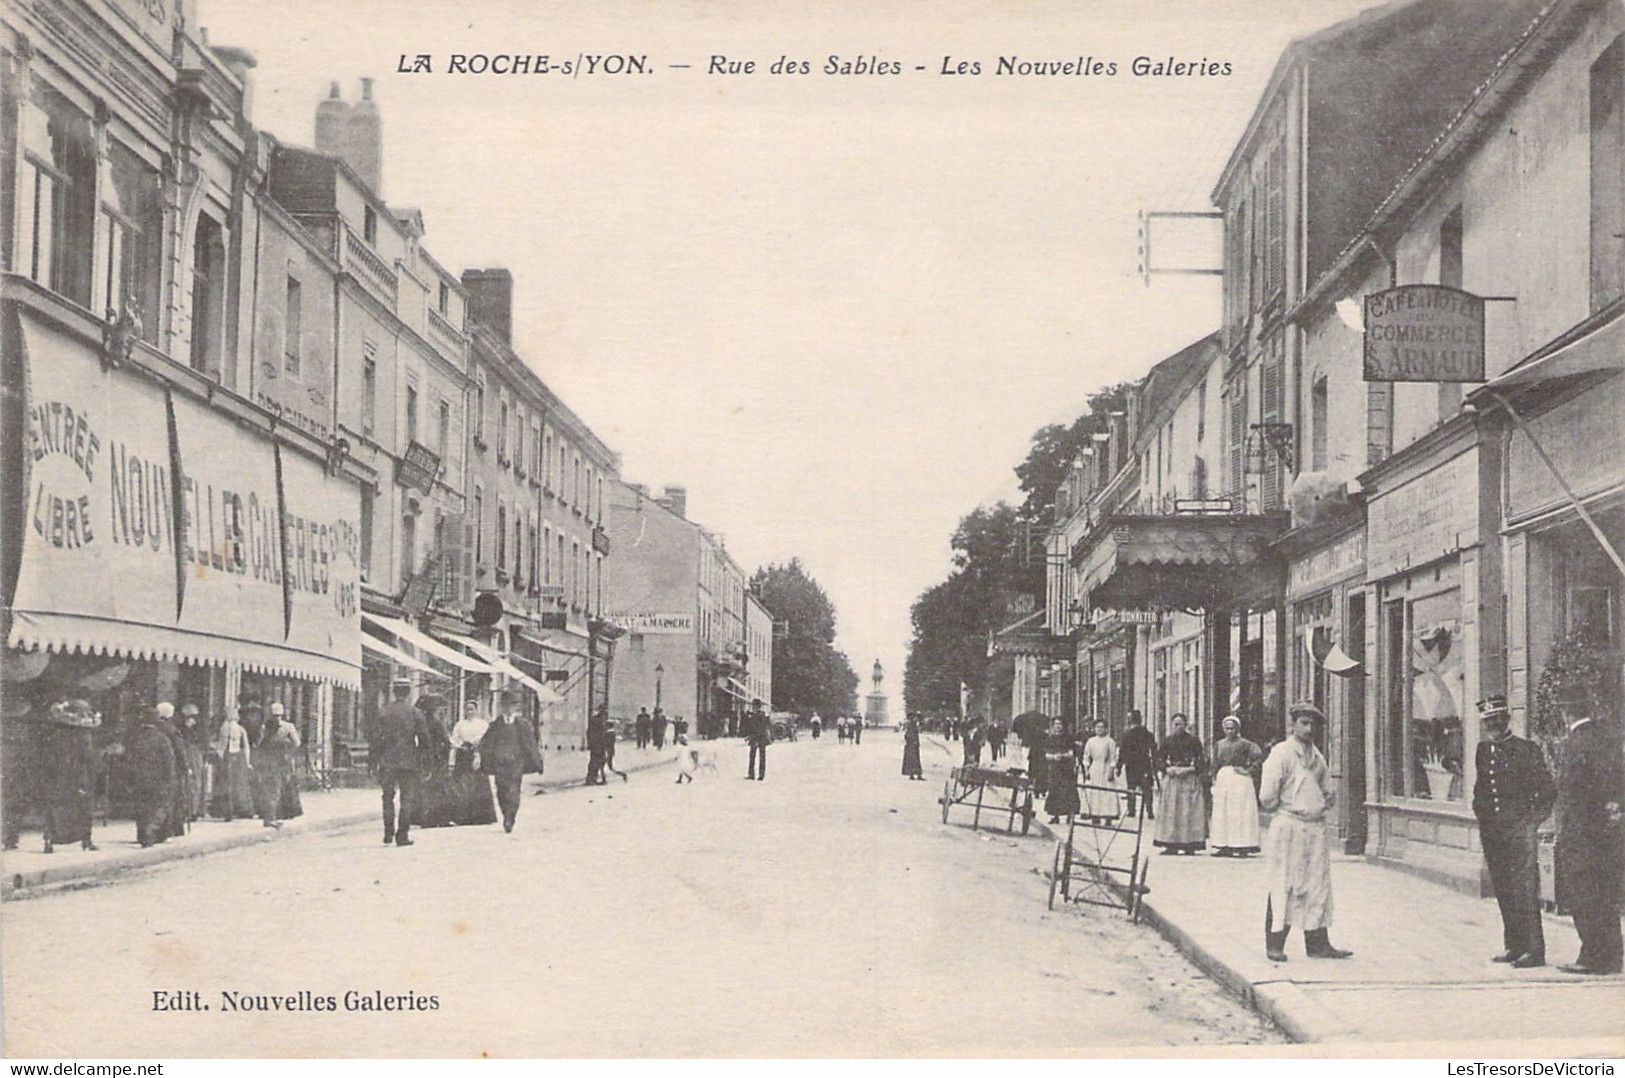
top-left (939, 765), bottom-right (1034, 835)
top-left (1046, 780), bottom-right (1151, 920)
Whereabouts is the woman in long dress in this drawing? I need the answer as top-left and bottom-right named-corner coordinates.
top-left (1080, 718), bottom-right (1121, 823)
top-left (901, 717), bottom-right (924, 780)
top-left (1154, 713), bottom-right (1208, 854)
top-left (39, 700), bottom-right (100, 853)
top-left (211, 710), bottom-right (257, 819)
top-left (411, 695), bottom-right (459, 828)
top-left (1042, 719), bottom-right (1080, 823)
top-left (1209, 715), bottom-right (1264, 857)
top-left (449, 700), bottom-right (498, 824)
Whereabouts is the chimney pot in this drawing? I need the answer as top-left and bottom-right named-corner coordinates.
top-left (461, 268), bottom-right (515, 344)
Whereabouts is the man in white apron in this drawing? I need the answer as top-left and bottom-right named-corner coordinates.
top-left (1260, 703), bottom-right (1352, 962)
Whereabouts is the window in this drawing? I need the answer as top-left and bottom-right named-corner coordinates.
top-left (1387, 589), bottom-right (1466, 802)
top-left (1311, 376), bottom-right (1329, 472)
top-left (473, 372), bottom-right (486, 442)
top-left (543, 524), bottom-right (552, 584)
top-left (361, 358), bottom-right (377, 435)
top-left (496, 503), bottom-right (507, 571)
top-left (1225, 371), bottom-right (1248, 498)
top-left (16, 81), bottom-right (95, 304)
top-left (437, 399), bottom-right (450, 461)
top-left (473, 487), bottom-right (484, 564)
top-left (514, 417), bottom-right (525, 476)
top-left (574, 454), bottom-right (582, 509)
top-left (284, 276), bottom-right (303, 375)
top-left (1591, 34), bottom-right (1624, 313)
top-left (597, 476), bottom-right (604, 521)
top-left (363, 205), bottom-right (378, 245)
top-left (557, 533), bottom-right (565, 592)
top-left (97, 142), bottom-right (162, 342)
top-left (543, 431), bottom-right (554, 490)
top-left (359, 488), bottom-right (374, 577)
top-left (498, 397), bottom-right (508, 464)
top-left (405, 383), bottom-right (419, 445)
top-left (527, 523), bottom-right (538, 589)
top-left (189, 215), bottom-right (226, 375)
top-left (533, 423), bottom-right (542, 478)
top-left (437, 279), bottom-right (450, 315)
top-left (514, 516), bottom-right (523, 585)
top-left (1197, 379), bottom-right (1207, 442)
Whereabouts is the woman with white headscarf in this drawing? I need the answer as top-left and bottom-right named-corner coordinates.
top-left (1209, 715), bottom-right (1263, 857)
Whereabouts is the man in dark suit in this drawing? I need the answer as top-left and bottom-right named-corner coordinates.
top-left (744, 699), bottom-right (770, 781)
top-left (1119, 710), bottom-right (1158, 820)
top-left (369, 678), bottom-right (431, 847)
top-left (1471, 695), bottom-right (1555, 968)
top-left (1556, 709), bottom-right (1624, 975)
top-left (480, 687), bottom-right (545, 833)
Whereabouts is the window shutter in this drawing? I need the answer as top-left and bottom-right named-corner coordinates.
top-left (1226, 374), bottom-right (1248, 498)
top-left (462, 522), bottom-right (476, 606)
top-left (1260, 349), bottom-right (1283, 510)
top-left (440, 513), bottom-right (463, 608)
top-left (1267, 143), bottom-right (1285, 299)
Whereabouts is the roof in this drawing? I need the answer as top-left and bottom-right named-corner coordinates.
top-left (1134, 332), bottom-right (1221, 451)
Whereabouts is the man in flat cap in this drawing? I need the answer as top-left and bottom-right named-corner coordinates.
top-left (1472, 694), bottom-right (1554, 968)
top-left (1260, 702), bottom-right (1351, 962)
top-left (369, 678), bottom-right (431, 846)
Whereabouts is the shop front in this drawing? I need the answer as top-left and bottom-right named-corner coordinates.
top-left (3, 298), bottom-right (363, 813)
top-left (1361, 430), bottom-right (1500, 893)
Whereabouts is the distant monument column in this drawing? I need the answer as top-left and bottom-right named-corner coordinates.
top-left (864, 659), bottom-right (889, 726)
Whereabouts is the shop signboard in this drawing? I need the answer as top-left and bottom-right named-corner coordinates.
top-left (1366, 451), bottom-right (1478, 580)
top-left (607, 613), bottom-right (694, 634)
top-left (1363, 285), bottom-right (1485, 382)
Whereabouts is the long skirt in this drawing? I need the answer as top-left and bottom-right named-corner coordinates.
top-left (1082, 774), bottom-right (1121, 819)
top-left (1154, 772), bottom-right (1206, 848)
top-left (278, 773), bottom-right (304, 821)
top-left (415, 765), bottom-right (459, 828)
top-left (450, 750), bottom-right (497, 825)
top-left (1045, 767), bottom-right (1080, 817)
top-left (210, 753), bottom-right (256, 818)
top-left (1264, 812), bottom-right (1333, 931)
top-left (901, 741), bottom-right (923, 777)
top-left (1209, 768), bottom-right (1260, 852)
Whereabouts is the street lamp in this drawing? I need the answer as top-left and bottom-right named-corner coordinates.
top-left (654, 663), bottom-right (664, 710)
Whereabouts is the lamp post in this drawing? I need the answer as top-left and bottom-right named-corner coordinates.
top-left (654, 663), bottom-right (664, 711)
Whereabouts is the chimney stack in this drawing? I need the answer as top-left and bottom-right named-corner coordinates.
top-left (461, 268), bottom-right (514, 343)
top-left (313, 78), bottom-right (384, 196)
top-left (659, 485), bottom-right (687, 520)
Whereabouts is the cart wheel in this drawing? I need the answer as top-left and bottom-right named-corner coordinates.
top-left (1048, 840), bottom-right (1065, 910)
top-left (941, 778), bottom-right (953, 824)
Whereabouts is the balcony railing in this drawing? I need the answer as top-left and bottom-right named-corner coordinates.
top-left (343, 226), bottom-right (398, 307)
top-left (427, 306), bottom-right (466, 360)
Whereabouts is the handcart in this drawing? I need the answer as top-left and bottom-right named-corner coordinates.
top-left (939, 765), bottom-right (1035, 835)
top-left (1047, 780), bottom-right (1151, 920)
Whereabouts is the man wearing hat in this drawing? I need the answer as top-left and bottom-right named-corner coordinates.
top-left (1471, 694), bottom-right (1554, 968)
top-left (130, 703), bottom-right (185, 847)
top-left (178, 704), bottom-right (209, 821)
top-left (479, 686), bottom-right (544, 832)
top-left (255, 702), bottom-right (301, 830)
top-left (1259, 703), bottom-right (1351, 961)
top-left (1554, 704), bottom-right (1624, 975)
top-left (743, 699), bottom-right (770, 781)
top-left (369, 678), bottom-right (432, 846)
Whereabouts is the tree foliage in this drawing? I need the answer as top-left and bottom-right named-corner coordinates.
top-left (1014, 382), bottom-right (1135, 523)
top-left (750, 559), bottom-right (860, 717)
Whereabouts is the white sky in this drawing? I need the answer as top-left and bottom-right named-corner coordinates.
top-left (199, 0), bottom-right (1379, 703)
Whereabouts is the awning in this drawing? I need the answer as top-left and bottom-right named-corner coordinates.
top-left (9, 611), bottom-right (362, 690)
top-left (1469, 304), bottom-right (1624, 397)
top-left (446, 634), bottom-right (566, 705)
top-left (360, 632), bottom-right (442, 677)
top-left (720, 678), bottom-right (750, 700)
top-left (513, 631), bottom-right (587, 660)
top-left (1075, 514), bottom-right (1287, 610)
top-left (362, 612), bottom-right (497, 675)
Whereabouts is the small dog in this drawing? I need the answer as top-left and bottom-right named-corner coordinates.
top-left (676, 745), bottom-right (718, 783)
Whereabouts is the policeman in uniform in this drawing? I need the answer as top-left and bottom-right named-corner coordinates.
top-left (369, 677), bottom-right (431, 847)
top-left (1471, 695), bottom-right (1555, 968)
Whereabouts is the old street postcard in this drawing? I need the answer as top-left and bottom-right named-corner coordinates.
top-left (2, 0), bottom-right (1623, 1063)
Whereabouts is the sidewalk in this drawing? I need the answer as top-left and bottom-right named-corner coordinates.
top-left (1037, 814), bottom-right (1625, 1051)
top-left (2, 744), bottom-right (679, 900)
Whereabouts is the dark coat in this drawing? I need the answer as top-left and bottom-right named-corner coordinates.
top-left (1472, 734), bottom-right (1555, 825)
top-left (1119, 726), bottom-right (1158, 785)
top-left (1157, 730), bottom-right (1206, 776)
top-left (369, 700), bottom-right (432, 775)
top-left (129, 722), bottom-right (182, 838)
top-left (40, 724), bottom-right (96, 844)
top-left (901, 724), bottom-right (923, 776)
top-left (479, 718), bottom-right (544, 778)
top-left (742, 708), bottom-right (771, 747)
top-left (1556, 719), bottom-right (1625, 910)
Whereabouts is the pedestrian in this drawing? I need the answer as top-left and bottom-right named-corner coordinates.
top-left (255, 702), bottom-right (302, 829)
top-left (810, 713), bottom-right (822, 740)
top-left (1042, 719), bottom-right (1080, 823)
top-left (1119, 710), bottom-right (1157, 820)
top-left (38, 699), bottom-right (100, 853)
top-left (586, 709), bottom-right (607, 786)
top-left (1209, 716), bottom-right (1264, 858)
top-left (1471, 695), bottom-right (1555, 968)
top-left (210, 706), bottom-right (255, 820)
top-left (1026, 718), bottom-right (1051, 797)
top-left (177, 704), bottom-right (208, 821)
top-left (1081, 718), bottom-right (1120, 824)
top-left (600, 713), bottom-right (625, 782)
top-left (1554, 705), bottom-right (1623, 975)
top-left (129, 703), bottom-right (183, 847)
top-left (411, 694), bottom-right (457, 828)
top-left (652, 706), bottom-right (667, 750)
top-left (152, 702), bottom-right (193, 835)
top-left (635, 707), bottom-right (652, 750)
top-left (480, 687), bottom-right (545, 833)
top-left (369, 678), bottom-right (431, 847)
top-left (1260, 703), bottom-right (1351, 962)
top-left (744, 698), bottom-right (770, 780)
top-left (448, 699), bottom-right (497, 826)
top-left (674, 714), bottom-right (689, 745)
top-left (963, 719), bottom-right (986, 766)
top-left (852, 714), bottom-right (863, 746)
top-left (2, 697), bottom-right (37, 851)
top-left (986, 720), bottom-right (1004, 761)
top-left (902, 715), bottom-right (924, 780)
top-left (1154, 713), bottom-right (1207, 854)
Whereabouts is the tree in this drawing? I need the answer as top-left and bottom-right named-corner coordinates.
top-left (750, 559), bottom-right (860, 718)
top-left (1014, 382), bottom-right (1134, 523)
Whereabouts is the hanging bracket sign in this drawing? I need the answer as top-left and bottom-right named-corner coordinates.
top-left (1363, 285), bottom-right (1485, 383)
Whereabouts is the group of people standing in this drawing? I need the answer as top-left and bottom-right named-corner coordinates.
top-left (633, 707), bottom-right (687, 751)
top-left (2, 695), bottom-right (307, 854)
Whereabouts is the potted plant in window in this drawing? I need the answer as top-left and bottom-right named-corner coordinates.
top-left (1530, 631), bottom-right (1616, 904)
top-left (1420, 748), bottom-right (1455, 802)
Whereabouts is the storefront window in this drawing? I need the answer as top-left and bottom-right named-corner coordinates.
top-left (1388, 588), bottom-right (1466, 801)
